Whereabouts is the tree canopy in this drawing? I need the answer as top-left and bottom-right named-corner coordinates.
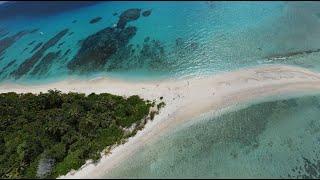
top-left (0, 90), bottom-right (160, 178)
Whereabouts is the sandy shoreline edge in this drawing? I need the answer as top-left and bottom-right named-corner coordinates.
top-left (1, 64), bottom-right (320, 178)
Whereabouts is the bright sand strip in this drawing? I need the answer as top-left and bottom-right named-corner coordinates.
top-left (1, 64), bottom-right (320, 178)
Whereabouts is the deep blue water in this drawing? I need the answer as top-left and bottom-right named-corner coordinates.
top-left (0, 1), bottom-right (100, 20)
top-left (1, 1), bottom-right (320, 84)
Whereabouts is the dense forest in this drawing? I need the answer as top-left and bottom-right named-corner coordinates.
top-left (0, 90), bottom-right (164, 178)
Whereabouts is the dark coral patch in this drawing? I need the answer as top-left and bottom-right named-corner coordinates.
top-left (22, 47), bottom-right (28, 53)
top-left (11, 29), bottom-right (68, 79)
top-left (265, 48), bottom-right (320, 60)
top-left (0, 59), bottom-right (16, 75)
top-left (0, 32), bottom-right (9, 39)
top-left (68, 32), bottom-right (74, 36)
top-left (113, 12), bottom-right (118, 16)
top-left (77, 39), bottom-right (84, 46)
top-left (190, 42), bottom-right (198, 51)
top-left (68, 8), bottom-right (148, 73)
top-left (144, 36), bottom-right (150, 43)
top-left (142, 9), bottom-right (152, 17)
top-left (67, 26), bottom-right (137, 72)
top-left (117, 8), bottom-right (141, 29)
top-left (0, 30), bottom-right (31, 55)
top-left (105, 37), bottom-right (168, 72)
top-left (58, 41), bottom-right (65, 48)
top-left (30, 51), bottom-right (61, 76)
top-left (62, 49), bottom-right (71, 58)
top-left (89, 17), bottom-right (102, 24)
top-left (28, 40), bottom-right (36, 46)
top-left (72, 20), bottom-right (77, 23)
top-left (288, 155), bottom-right (320, 178)
top-left (139, 39), bottom-right (166, 66)
top-left (29, 28), bottom-right (39, 34)
top-left (30, 42), bottom-right (43, 54)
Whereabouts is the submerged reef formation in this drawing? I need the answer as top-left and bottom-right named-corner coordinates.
top-left (58, 42), bottom-right (65, 47)
top-left (142, 9), bottom-right (152, 17)
top-left (67, 10), bottom-right (199, 75)
top-left (3, 7), bottom-right (162, 79)
top-left (0, 30), bottom-right (32, 55)
top-left (67, 8), bottom-right (145, 72)
top-left (30, 42), bottom-right (43, 54)
top-left (30, 51), bottom-right (61, 76)
top-left (62, 49), bottom-right (71, 59)
top-left (89, 17), bottom-right (102, 24)
top-left (0, 60), bottom-right (16, 76)
top-left (104, 37), bottom-right (170, 72)
top-left (67, 26), bottom-right (137, 72)
top-left (11, 29), bottom-right (68, 79)
top-left (28, 40), bottom-right (36, 46)
top-left (265, 48), bottom-right (320, 60)
top-left (29, 28), bottom-right (39, 34)
top-left (117, 8), bottom-right (141, 29)
top-left (22, 47), bottom-right (28, 53)
top-left (287, 154), bottom-right (320, 179)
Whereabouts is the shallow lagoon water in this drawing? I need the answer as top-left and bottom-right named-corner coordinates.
top-left (1, 2), bottom-right (320, 84)
top-left (106, 93), bottom-right (320, 178)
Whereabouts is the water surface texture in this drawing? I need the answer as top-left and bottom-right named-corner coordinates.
top-left (106, 94), bottom-right (320, 178)
top-left (1, 1), bottom-right (320, 84)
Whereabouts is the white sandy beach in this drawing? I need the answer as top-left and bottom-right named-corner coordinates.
top-left (1, 64), bottom-right (320, 178)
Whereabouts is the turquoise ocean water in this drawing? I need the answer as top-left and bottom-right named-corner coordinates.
top-left (1, 1), bottom-right (320, 178)
top-left (106, 94), bottom-right (320, 178)
top-left (1, 1), bottom-right (320, 84)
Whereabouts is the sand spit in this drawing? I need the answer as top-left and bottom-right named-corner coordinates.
top-left (1, 64), bottom-right (320, 178)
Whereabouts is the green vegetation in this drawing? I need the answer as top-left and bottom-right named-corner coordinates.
top-left (0, 90), bottom-right (164, 178)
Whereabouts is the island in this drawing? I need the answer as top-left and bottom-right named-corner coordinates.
top-left (0, 90), bottom-right (164, 178)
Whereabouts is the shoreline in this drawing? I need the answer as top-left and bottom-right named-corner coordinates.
top-left (1, 64), bottom-right (320, 178)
